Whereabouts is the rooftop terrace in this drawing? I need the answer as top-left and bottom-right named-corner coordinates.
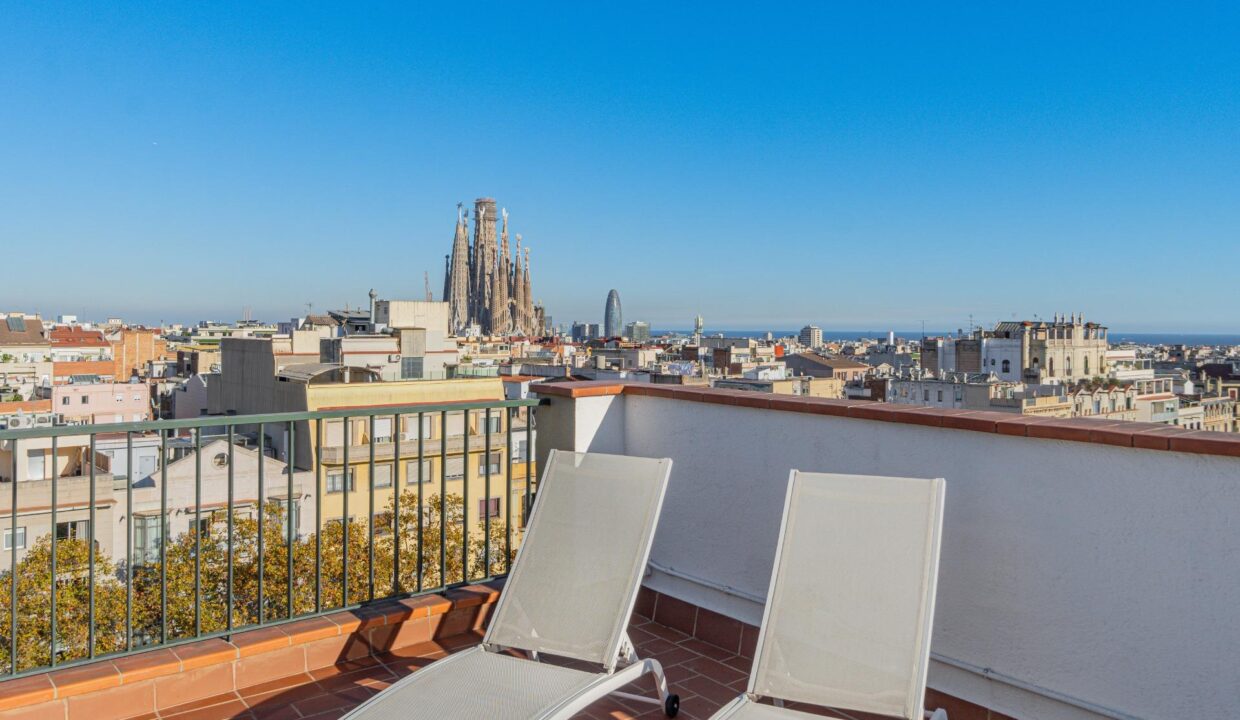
top-left (1, 382), bottom-right (1238, 719)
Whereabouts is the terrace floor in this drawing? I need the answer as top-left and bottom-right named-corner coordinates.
top-left (135, 613), bottom-right (846, 720)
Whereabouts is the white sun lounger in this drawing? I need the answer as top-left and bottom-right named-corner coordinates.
top-left (343, 449), bottom-right (681, 720)
top-left (710, 471), bottom-right (947, 720)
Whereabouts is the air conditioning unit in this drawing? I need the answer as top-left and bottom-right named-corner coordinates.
top-left (34, 415), bottom-right (53, 426)
top-left (388, 354), bottom-right (401, 363)
top-left (7, 416), bottom-right (30, 429)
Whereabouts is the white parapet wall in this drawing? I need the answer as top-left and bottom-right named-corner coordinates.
top-left (534, 390), bottom-right (1240, 720)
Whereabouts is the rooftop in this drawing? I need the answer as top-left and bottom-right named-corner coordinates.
top-left (0, 383), bottom-right (1237, 719)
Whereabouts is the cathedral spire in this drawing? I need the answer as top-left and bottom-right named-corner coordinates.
top-left (445, 204), bottom-right (471, 333)
top-left (470, 198), bottom-right (498, 333)
top-left (492, 208), bottom-right (512, 335)
top-left (511, 234), bottom-right (526, 335)
top-left (522, 246), bottom-right (534, 335)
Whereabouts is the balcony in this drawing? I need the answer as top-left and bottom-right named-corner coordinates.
top-left (1, 385), bottom-right (1238, 719)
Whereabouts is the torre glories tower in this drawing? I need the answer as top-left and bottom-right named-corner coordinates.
top-left (604, 289), bottom-right (622, 338)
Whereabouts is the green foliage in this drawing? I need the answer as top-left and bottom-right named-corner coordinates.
top-left (1, 491), bottom-right (517, 674)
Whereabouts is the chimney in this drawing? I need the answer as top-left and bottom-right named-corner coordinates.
top-left (369, 289), bottom-right (378, 324)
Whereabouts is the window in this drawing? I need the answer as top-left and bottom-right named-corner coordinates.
top-left (374, 511), bottom-right (394, 535)
top-left (923, 389), bottom-right (930, 402)
top-left (61, 396), bottom-right (70, 406)
top-left (327, 469), bottom-right (355, 493)
top-left (479, 414), bottom-right (501, 436)
top-left (373, 463), bottom-right (393, 488)
top-left (27, 450), bottom-right (46, 481)
top-left (372, 418), bottom-right (393, 444)
top-left (478, 452), bottom-right (502, 476)
top-left (406, 459), bottom-right (433, 484)
top-left (512, 438), bottom-right (530, 462)
top-left (478, 498), bottom-right (500, 518)
top-left (134, 515), bottom-right (163, 566)
top-left (936, 390), bottom-right (943, 402)
top-left (1001, 359), bottom-right (1011, 373)
top-left (3, 527), bottom-right (26, 551)
top-left (400, 357), bottom-right (424, 380)
top-left (80, 395), bottom-right (89, 404)
top-left (445, 457), bottom-right (465, 480)
top-left (56, 520), bottom-right (90, 541)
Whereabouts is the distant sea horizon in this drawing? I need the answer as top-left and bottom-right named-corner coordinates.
top-left (651, 329), bottom-right (1240, 346)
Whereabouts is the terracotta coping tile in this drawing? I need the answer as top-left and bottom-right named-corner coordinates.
top-left (1132, 426), bottom-right (1192, 451)
top-left (1088, 422), bottom-right (1155, 448)
top-left (533, 381), bottom-right (628, 398)
top-left (1026, 418), bottom-right (1123, 443)
top-left (282, 616), bottom-right (341, 645)
top-left (881, 406), bottom-right (947, 428)
top-left (173, 639), bottom-right (239, 671)
top-left (993, 415), bottom-right (1058, 437)
top-left (112, 648), bottom-right (182, 684)
top-left (0, 674), bottom-right (55, 710)
top-left (47, 661), bottom-right (122, 698)
top-left (772, 396), bottom-right (858, 417)
top-left (410, 594), bottom-right (453, 617)
top-left (938, 411), bottom-right (1002, 433)
top-left (444, 584), bottom-right (501, 608)
top-left (231, 626), bottom-right (291, 658)
top-left (721, 391), bottom-right (773, 410)
top-left (359, 600), bottom-right (415, 625)
top-left (1168, 431), bottom-right (1240, 457)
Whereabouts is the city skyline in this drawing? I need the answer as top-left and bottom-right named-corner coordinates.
top-left (3, 4), bottom-right (1239, 331)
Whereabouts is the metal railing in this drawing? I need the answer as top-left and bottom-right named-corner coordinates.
top-left (0, 398), bottom-right (539, 678)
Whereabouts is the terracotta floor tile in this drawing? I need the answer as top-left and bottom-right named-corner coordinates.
top-left (159, 691), bottom-right (243, 716)
top-left (236, 672), bottom-right (315, 698)
top-left (161, 698), bottom-right (250, 720)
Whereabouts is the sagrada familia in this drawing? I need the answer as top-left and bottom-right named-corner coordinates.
top-left (443, 197), bottom-right (545, 336)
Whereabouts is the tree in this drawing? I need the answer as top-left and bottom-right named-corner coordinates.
top-left (0, 537), bottom-right (128, 673)
top-left (2, 489), bottom-right (517, 675)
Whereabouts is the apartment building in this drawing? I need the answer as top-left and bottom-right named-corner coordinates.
top-left (1067, 382), bottom-right (1138, 420)
top-left (0, 314), bottom-right (51, 402)
top-left (209, 338), bottom-right (531, 539)
top-left (51, 379), bottom-right (153, 424)
top-left (109, 327), bottom-right (171, 380)
top-left (714, 375), bottom-right (843, 398)
top-left (783, 352), bottom-right (871, 384)
top-left (925, 314), bottom-right (1108, 384)
top-left (0, 434), bottom-right (115, 571)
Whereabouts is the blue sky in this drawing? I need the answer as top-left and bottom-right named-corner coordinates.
top-left (2, 3), bottom-right (1238, 331)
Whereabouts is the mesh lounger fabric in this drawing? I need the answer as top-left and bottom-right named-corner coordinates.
top-left (747, 472), bottom-right (945, 720)
top-left (342, 646), bottom-right (600, 719)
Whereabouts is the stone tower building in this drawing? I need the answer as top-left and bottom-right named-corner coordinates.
top-left (442, 198), bottom-right (544, 337)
